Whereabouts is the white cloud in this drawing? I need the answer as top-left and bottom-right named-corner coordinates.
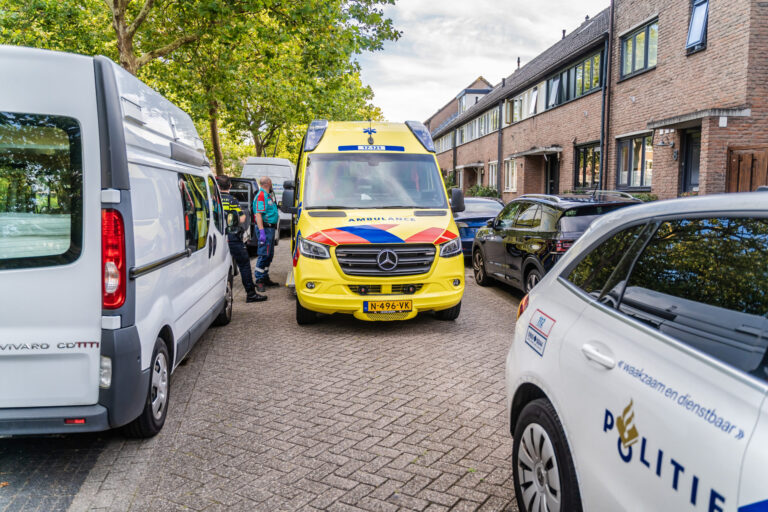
top-left (358, 0), bottom-right (609, 122)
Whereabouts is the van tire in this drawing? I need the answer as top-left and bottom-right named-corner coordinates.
top-left (435, 301), bottom-right (461, 321)
top-left (513, 398), bottom-right (582, 512)
top-left (213, 273), bottom-right (233, 327)
top-left (123, 338), bottom-right (170, 439)
top-left (296, 299), bottom-right (318, 325)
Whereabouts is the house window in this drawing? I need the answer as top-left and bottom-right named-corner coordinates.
top-left (458, 95), bottom-right (466, 113)
top-left (457, 169), bottom-right (464, 189)
top-left (528, 88), bottom-right (538, 116)
top-left (621, 21), bottom-right (658, 77)
top-left (513, 98), bottom-right (522, 122)
top-left (504, 159), bottom-right (517, 192)
top-left (547, 76), bottom-right (560, 109)
top-left (575, 144), bottom-right (601, 189)
top-left (489, 162), bottom-right (498, 188)
top-left (686, 0), bottom-right (709, 52)
top-left (617, 135), bottom-right (653, 189)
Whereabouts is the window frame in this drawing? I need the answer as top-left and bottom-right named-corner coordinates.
top-left (488, 161), bottom-right (498, 188)
top-left (620, 20), bottom-right (659, 79)
top-left (686, 0), bottom-right (709, 54)
top-left (574, 143), bottom-right (601, 189)
top-left (616, 134), bottom-right (653, 190)
top-left (504, 159), bottom-right (518, 192)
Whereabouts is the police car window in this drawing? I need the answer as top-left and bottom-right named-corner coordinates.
top-left (566, 224), bottom-right (644, 297)
top-left (621, 217), bottom-right (768, 379)
top-left (303, 153), bottom-right (448, 209)
top-left (208, 176), bottom-right (224, 234)
top-left (514, 204), bottom-right (541, 229)
top-left (0, 112), bottom-right (83, 270)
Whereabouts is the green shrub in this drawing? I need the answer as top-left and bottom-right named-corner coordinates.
top-left (466, 184), bottom-right (500, 198)
top-left (630, 192), bottom-right (658, 202)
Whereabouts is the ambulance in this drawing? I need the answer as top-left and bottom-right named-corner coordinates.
top-left (280, 120), bottom-right (466, 324)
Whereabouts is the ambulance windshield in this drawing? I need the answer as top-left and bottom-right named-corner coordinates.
top-left (303, 153), bottom-right (448, 209)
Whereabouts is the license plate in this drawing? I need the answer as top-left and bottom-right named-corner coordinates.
top-left (363, 300), bottom-right (413, 313)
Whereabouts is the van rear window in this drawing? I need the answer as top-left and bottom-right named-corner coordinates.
top-left (0, 112), bottom-right (83, 269)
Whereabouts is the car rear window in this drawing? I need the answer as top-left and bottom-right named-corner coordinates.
top-left (463, 200), bottom-right (503, 217)
top-left (559, 203), bottom-right (634, 232)
top-left (0, 112), bottom-right (83, 270)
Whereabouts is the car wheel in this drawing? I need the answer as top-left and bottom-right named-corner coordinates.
top-left (124, 338), bottom-right (170, 438)
top-left (435, 300), bottom-right (461, 321)
top-left (513, 399), bottom-right (582, 512)
top-left (296, 298), bottom-right (319, 325)
top-left (213, 273), bottom-right (233, 326)
top-left (473, 249), bottom-right (491, 286)
top-left (525, 268), bottom-right (542, 293)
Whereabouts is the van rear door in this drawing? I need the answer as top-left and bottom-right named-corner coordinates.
top-left (0, 48), bottom-right (103, 407)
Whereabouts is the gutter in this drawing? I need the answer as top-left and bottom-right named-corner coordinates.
top-left (497, 99), bottom-right (504, 195)
top-left (599, 0), bottom-right (615, 190)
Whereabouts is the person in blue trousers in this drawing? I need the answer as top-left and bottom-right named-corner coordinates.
top-left (253, 176), bottom-right (281, 292)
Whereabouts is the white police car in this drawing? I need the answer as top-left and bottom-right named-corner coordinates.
top-left (506, 192), bottom-right (768, 512)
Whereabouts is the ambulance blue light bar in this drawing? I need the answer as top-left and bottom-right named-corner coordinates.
top-left (304, 120), bottom-right (328, 152)
top-left (405, 121), bottom-right (435, 152)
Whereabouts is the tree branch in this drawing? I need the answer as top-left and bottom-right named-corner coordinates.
top-left (135, 33), bottom-right (200, 68)
top-left (127, 0), bottom-right (155, 38)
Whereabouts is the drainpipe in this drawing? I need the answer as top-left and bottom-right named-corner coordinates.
top-left (497, 100), bottom-right (504, 196)
top-left (452, 129), bottom-right (457, 185)
top-left (599, 0), bottom-right (615, 190)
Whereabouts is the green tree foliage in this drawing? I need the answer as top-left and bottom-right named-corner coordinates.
top-left (0, 0), bottom-right (399, 173)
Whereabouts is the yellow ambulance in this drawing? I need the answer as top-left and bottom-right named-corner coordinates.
top-left (280, 120), bottom-right (466, 324)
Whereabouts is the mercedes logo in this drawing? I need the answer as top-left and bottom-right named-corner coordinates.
top-left (376, 249), bottom-right (398, 271)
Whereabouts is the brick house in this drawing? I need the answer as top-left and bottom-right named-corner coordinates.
top-left (427, 0), bottom-right (768, 201)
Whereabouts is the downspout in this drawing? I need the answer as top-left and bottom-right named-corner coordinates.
top-left (452, 129), bottom-right (458, 183)
top-left (497, 99), bottom-right (504, 196)
top-left (600, 0), bottom-right (615, 190)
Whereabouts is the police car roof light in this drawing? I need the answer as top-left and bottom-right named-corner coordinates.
top-left (304, 119), bottom-right (328, 152)
top-left (405, 121), bottom-right (436, 153)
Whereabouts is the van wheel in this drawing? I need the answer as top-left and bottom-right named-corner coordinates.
top-left (435, 301), bottom-right (461, 321)
top-left (525, 268), bottom-right (542, 293)
top-left (124, 338), bottom-right (170, 439)
top-left (513, 399), bottom-right (582, 512)
top-left (213, 273), bottom-right (233, 326)
top-left (296, 299), bottom-right (318, 325)
top-left (473, 250), bottom-right (491, 286)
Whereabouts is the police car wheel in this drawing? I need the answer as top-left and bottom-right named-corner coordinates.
top-left (513, 399), bottom-right (582, 512)
top-left (473, 249), bottom-right (491, 286)
top-left (213, 273), bottom-right (234, 327)
top-left (296, 299), bottom-right (319, 325)
top-left (123, 338), bottom-right (170, 439)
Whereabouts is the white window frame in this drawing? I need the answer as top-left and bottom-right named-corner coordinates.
top-left (457, 169), bottom-right (464, 189)
top-left (489, 161), bottom-right (498, 188)
top-left (504, 159), bottom-right (517, 192)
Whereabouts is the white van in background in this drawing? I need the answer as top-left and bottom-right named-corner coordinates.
top-left (240, 157), bottom-right (294, 233)
top-left (0, 47), bottom-right (233, 437)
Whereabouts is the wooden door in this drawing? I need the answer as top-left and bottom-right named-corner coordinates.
top-left (727, 147), bottom-right (768, 192)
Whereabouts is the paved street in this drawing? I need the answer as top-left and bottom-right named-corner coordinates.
top-left (1, 241), bottom-right (522, 512)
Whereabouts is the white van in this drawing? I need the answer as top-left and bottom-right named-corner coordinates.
top-left (241, 156), bottom-right (294, 232)
top-left (0, 47), bottom-right (233, 437)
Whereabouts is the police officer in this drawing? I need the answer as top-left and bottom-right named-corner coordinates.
top-left (217, 175), bottom-right (267, 303)
top-left (253, 176), bottom-right (281, 292)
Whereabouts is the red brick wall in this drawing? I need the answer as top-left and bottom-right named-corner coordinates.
top-left (426, 98), bottom-right (459, 133)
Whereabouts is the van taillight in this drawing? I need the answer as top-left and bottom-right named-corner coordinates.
top-left (102, 209), bottom-right (126, 309)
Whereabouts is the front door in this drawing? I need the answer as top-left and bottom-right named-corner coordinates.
top-left (682, 130), bottom-right (701, 193)
top-left (545, 155), bottom-right (559, 194)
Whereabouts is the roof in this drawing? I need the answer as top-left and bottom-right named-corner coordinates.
top-left (424, 76), bottom-right (494, 126)
top-left (515, 192), bottom-right (641, 209)
top-left (311, 121), bottom-right (429, 155)
top-left (432, 8), bottom-right (610, 139)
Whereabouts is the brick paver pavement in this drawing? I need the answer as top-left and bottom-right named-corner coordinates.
top-left (1, 241), bottom-right (521, 512)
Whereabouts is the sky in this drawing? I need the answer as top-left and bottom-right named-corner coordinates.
top-left (357, 0), bottom-right (610, 123)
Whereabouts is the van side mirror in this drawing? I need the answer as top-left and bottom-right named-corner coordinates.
top-left (284, 180), bottom-right (295, 190)
top-left (281, 189), bottom-right (297, 214)
top-left (450, 188), bottom-right (465, 213)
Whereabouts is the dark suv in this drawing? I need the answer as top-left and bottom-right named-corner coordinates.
top-left (472, 192), bottom-right (641, 292)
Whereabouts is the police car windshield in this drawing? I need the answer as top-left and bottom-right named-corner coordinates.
top-left (303, 153), bottom-right (448, 210)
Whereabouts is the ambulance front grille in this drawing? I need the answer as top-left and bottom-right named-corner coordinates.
top-left (335, 244), bottom-right (436, 277)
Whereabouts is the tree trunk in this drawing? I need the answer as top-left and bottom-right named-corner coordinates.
top-left (108, 3), bottom-right (139, 74)
top-left (251, 131), bottom-right (265, 157)
top-left (209, 101), bottom-right (225, 175)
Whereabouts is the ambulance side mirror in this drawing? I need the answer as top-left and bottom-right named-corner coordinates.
top-left (450, 188), bottom-right (465, 213)
top-left (281, 189), bottom-right (297, 214)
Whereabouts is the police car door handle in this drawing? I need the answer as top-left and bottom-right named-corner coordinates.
top-left (581, 344), bottom-right (616, 370)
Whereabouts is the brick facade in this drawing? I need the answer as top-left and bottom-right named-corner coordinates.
top-left (428, 0), bottom-right (768, 200)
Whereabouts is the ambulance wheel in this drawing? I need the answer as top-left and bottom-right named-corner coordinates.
top-left (213, 273), bottom-right (233, 326)
top-left (513, 399), bottom-right (582, 512)
top-left (124, 338), bottom-right (170, 439)
top-left (435, 301), bottom-right (461, 321)
top-left (296, 299), bottom-right (318, 325)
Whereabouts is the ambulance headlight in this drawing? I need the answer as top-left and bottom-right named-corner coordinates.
top-left (298, 236), bottom-right (331, 259)
top-left (99, 356), bottom-right (112, 389)
top-left (439, 238), bottom-right (462, 257)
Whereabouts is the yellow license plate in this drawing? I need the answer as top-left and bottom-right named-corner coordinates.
top-left (364, 300), bottom-right (413, 313)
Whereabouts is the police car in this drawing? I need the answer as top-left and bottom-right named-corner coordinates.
top-left (505, 192), bottom-right (767, 512)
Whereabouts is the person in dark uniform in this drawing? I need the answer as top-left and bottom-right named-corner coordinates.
top-left (217, 175), bottom-right (267, 303)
